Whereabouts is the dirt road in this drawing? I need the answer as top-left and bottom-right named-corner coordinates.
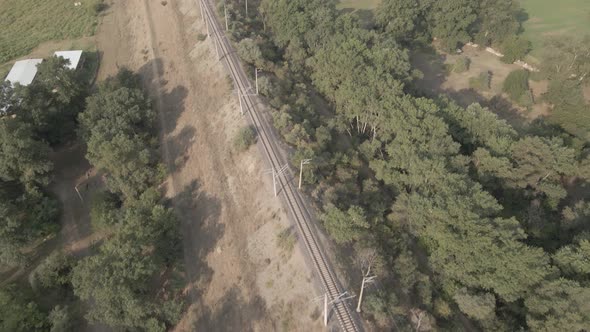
top-left (95, 0), bottom-right (322, 330)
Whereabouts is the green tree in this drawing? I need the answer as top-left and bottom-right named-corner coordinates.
top-left (525, 279), bottom-right (590, 331)
top-left (29, 251), bottom-right (73, 291)
top-left (13, 56), bottom-right (86, 144)
top-left (428, 0), bottom-right (477, 51)
top-left (540, 35), bottom-right (590, 83)
top-left (500, 35), bottom-right (531, 63)
top-left (453, 56), bottom-right (470, 73)
top-left (0, 285), bottom-right (48, 331)
top-left (48, 305), bottom-right (73, 332)
top-left (0, 118), bottom-right (53, 190)
top-left (453, 288), bottom-right (496, 321)
top-left (508, 136), bottom-right (576, 206)
top-left (376, 0), bottom-right (430, 41)
top-left (71, 190), bottom-right (179, 329)
top-left (320, 204), bottom-right (370, 244)
top-left (553, 240), bottom-right (590, 278)
top-left (80, 70), bottom-right (161, 198)
top-left (237, 38), bottom-right (264, 68)
top-left (440, 102), bottom-right (517, 155)
top-left (473, 0), bottom-right (521, 46)
top-left (502, 69), bottom-right (529, 102)
top-left (544, 79), bottom-right (590, 140)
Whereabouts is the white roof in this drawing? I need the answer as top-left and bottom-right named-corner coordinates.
top-left (4, 59), bottom-right (43, 86)
top-left (53, 50), bottom-right (83, 70)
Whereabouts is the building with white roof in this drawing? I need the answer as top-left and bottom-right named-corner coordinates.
top-left (53, 50), bottom-right (84, 70)
top-left (4, 59), bottom-right (43, 86)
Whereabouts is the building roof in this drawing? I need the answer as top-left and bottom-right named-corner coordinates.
top-left (4, 59), bottom-right (44, 86)
top-left (53, 50), bottom-right (83, 70)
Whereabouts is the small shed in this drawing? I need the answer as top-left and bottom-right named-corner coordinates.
top-left (53, 50), bottom-right (84, 70)
top-left (4, 59), bottom-right (44, 86)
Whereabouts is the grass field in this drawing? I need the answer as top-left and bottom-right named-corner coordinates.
top-left (336, 0), bottom-right (382, 10)
top-left (0, 0), bottom-right (102, 64)
top-left (520, 0), bottom-right (590, 60)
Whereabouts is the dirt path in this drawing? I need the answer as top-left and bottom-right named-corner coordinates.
top-left (95, 1), bottom-right (322, 330)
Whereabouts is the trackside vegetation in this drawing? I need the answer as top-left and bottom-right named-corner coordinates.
top-left (1, 66), bottom-right (182, 331)
top-left (222, 0), bottom-right (590, 330)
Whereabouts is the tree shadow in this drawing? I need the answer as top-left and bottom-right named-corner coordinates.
top-left (516, 8), bottom-right (530, 34)
top-left (136, 58), bottom-right (189, 137)
top-left (410, 48), bottom-right (448, 96)
top-left (171, 180), bottom-right (223, 304)
top-left (166, 125), bottom-right (197, 174)
top-left (191, 286), bottom-right (269, 332)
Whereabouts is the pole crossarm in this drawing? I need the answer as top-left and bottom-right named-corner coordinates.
top-left (198, 0), bottom-right (363, 330)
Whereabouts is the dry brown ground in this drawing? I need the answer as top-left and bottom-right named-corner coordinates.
top-left (95, 0), bottom-right (322, 331)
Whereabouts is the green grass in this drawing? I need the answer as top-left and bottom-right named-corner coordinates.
top-left (336, 0), bottom-right (382, 10)
top-left (0, 0), bottom-right (103, 63)
top-left (520, 0), bottom-right (590, 60)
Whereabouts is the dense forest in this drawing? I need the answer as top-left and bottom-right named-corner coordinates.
top-left (1, 62), bottom-right (181, 330)
top-left (224, 0), bottom-right (590, 330)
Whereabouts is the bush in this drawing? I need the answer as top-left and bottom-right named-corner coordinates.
top-left (29, 251), bottom-right (73, 291)
top-left (453, 56), bottom-right (470, 73)
top-left (233, 126), bottom-right (256, 151)
top-left (237, 38), bottom-right (263, 67)
top-left (49, 305), bottom-right (73, 332)
top-left (90, 191), bottom-right (121, 230)
top-left (196, 33), bottom-right (207, 42)
top-left (518, 90), bottom-right (534, 107)
top-left (501, 36), bottom-right (531, 64)
top-left (469, 71), bottom-right (491, 91)
top-left (503, 69), bottom-right (529, 102)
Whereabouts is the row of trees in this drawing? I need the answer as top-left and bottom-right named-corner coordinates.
top-left (376, 0), bottom-right (528, 55)
top-left (225, 0), bottom-right (590, 330)
top-left (1, 65), bottom-right (182, 330)
top-left (72, 70), bottom-right (182, 331)
top-left (1, 57), bottom-right (90, 330)
top-left (0, 56), bottom-right (87, 267)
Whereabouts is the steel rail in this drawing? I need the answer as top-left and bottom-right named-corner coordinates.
top-left (199, 1), bottom-right (362, 331)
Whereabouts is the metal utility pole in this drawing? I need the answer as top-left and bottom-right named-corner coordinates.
top-left (224, 2), bottom-right (229, 31)
top-left (214, 36), bottom-right (221, 59)
top-left (324, 293), bottom-right (328, 326)
top-left (356, 270), bottom-right (376, 313)
top-left (199, 0), bottom-right (205, 24)
top-left (264, 164), bottom-right (289, 197)
top-left (255, 68), bottom-right (259, 95)
top-left (298, 159), bottom-right (311, 189)
top-left (205, 12), bottom-right (210, 37)
top-left (74, 184), bottom-right (84, 203)
top-left (312, 291), bottom-right (356, 327)
top-left (238, 91), bottom-right (244, 115)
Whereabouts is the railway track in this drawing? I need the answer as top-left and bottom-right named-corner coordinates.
top-left (198, 1), bottom-right (362, 331)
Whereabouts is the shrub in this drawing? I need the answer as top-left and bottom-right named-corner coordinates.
top-left (501, 36), bottom-right (531, 64)
top-left (90, 191), bottom-right (121, 230)
top-left (233, 126), bottom-right (256, 151)
top-left (237, 38), bottom-right (263, 67)
top-left (518, 90), bottom-right (534, 107)
top-left (469, 71), bottom-right (491, 91)
top-left (453, 56), bottom-right (470, 73)
top-left (196, 33), bottom-right (207, 42)
top-left (29, 251), bottom-right (73, 291)
top-left (94, 2), bottom-right (108, 13)
top-left (503, 69), bottom-right (529, 102)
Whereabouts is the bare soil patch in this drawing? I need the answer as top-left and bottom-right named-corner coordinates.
top-left (94, 0), bottom-right (322, 330)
